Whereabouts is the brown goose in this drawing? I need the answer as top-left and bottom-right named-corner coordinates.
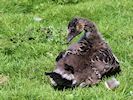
top-left (45, 17), bottom-right (121, 89)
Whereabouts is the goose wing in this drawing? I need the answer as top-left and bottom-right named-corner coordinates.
top-left (91, 48), bottom-right (121, 77)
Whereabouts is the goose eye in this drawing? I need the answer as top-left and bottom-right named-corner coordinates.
top-left (71, 29), bottom-right (75, 32)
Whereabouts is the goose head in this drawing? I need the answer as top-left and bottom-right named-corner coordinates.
top-left (67, 17), bottom-right (98, 43)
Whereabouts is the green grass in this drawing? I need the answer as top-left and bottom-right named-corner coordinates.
top-left (0, 0), bottom-right (133, 99)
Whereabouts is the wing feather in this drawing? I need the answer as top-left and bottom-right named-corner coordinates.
top-left (92, 48), bottom-right (120, 77)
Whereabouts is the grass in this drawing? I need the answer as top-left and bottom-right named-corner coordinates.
top-left (0, 0), bottom-right (133, 99)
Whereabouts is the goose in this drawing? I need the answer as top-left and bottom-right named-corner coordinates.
top-left (45, 17), bottom-right (121, 89)
top-left (66, 17), bottom-right (121, 75)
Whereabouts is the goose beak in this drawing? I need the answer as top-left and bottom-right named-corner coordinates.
top-left (67, 34), bottom-right (74, 43)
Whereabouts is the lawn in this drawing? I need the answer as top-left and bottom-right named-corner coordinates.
top-left (0, 0), bottom-right (133, 99)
